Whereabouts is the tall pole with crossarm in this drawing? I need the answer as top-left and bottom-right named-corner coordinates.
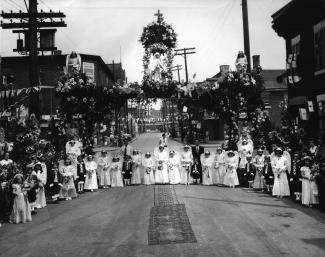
top-left (1, 0), bottom-right (66, 116)
top-left (175, 48), bottom-right (196, 84)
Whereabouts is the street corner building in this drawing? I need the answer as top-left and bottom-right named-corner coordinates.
top-left (272, 0), bottom-right (325, 138)
top-left (0, 53), bottom-right (116, 118)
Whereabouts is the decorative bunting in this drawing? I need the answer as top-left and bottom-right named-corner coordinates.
top-left (307, 101), bottom-right (314, 112)
top-left (291, 54), bottom-right (297, 68)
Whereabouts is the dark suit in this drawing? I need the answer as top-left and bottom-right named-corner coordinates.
top-left (191, 145), bottom-right (204, 182)
top-left (47, 168), bottom-right (62, 199)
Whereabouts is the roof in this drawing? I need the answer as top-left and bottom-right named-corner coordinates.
top-left (271, 0), bottom-right (295, 20)
top-left (272, 0), bottom-right (325, 38)
top-left (2, 53), bottom-right (114, 79)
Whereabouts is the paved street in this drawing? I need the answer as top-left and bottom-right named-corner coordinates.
top-left (1, 133), bottom-right (325, 257)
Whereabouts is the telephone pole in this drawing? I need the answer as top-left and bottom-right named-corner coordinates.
top-left (242, 0), bottom-right (251, 72)
top-left (1, 0), bottom-right (66, 116)
top-left (171, 64), bottom-right (182, 83)
top-left (175, 48), bottom-right (196, 84)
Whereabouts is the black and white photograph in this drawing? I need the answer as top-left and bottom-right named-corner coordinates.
top-left (0, 0), bottom-right (325, 256)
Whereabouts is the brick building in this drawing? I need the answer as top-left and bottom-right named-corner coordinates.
top-left (1, 53), bottom-right (114, 115)
top-left (272, 0), bottom-right (325, 138)
top-left (260, 69), bottom-right (288, 127)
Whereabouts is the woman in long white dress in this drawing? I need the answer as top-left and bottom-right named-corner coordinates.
top-left (167, 150), bottom-right (181, 185)
top-left (131, 149), bottom-right (142, 185)
top-left (154, 145), bottom-right (169, 184)
top-left (253, 148), bottom-right (266, 190)
top-left (201, 151), bottom-right (214, 185)
top-left (271, 148), bottom-right (290, 198)
top-left (213, 147), bottom-right (226, 185)
top-left (224, 150), bottom-right (239, 188)
top-left (96, 150), bottom-right (111, 189)
top-left (110, 156), bottom-right (124, 187)
top-left (180, 145), bottom-right (193, 184)
top-left (84, 155), bottom-right (98, 192)
top-left (142, 152), bottom-right (155, 185)
top-left (34, 163), bottom-right (47, 208)
top-left (301, 156), bottom-right (319, 206)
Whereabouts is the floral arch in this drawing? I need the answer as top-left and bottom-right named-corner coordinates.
top-left (56, 10), bottom-right (270, 150)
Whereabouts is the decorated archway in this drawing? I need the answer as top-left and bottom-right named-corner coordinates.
top-left (55, 10), bottom-right (270, 152)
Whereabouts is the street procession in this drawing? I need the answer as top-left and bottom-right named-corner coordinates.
top-left (1, 0), bottom-right (325, 257)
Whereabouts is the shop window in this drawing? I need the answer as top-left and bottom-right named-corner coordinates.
top-left (314, 19), bottom-right (325, 73)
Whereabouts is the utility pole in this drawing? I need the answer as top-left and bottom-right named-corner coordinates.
top-left (171, 64), bottom-right (182, 83)
top-left (1, 0), bottom-right (66, 116)
top-left (175, 48), bottom-right (196, 84)
top-left (242, 0), bottom-right (251, 72)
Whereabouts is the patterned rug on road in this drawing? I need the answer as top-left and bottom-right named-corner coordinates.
top-left (154, 185), bottom-right (179, 206)
top-left (148, 186), bottom-right (197, 245)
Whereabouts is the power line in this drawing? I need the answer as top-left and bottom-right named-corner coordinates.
top-left (7, 0), bottom-right (25, 10)
top-left (39, 0), bottom-right (51, 10)
top-left (3, 0), bottom-right (21, 11)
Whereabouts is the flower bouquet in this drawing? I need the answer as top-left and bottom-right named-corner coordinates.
top-left (146, 167), bottom-right (152, 175)
top-left (203, 166), bottom-right (210, 178)
top-left (182, 161), bottom-right (191, 173)
top-left (157, 160), bottom-right (164, 170)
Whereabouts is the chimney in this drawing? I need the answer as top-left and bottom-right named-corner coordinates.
top-left (252, 55), bottom-right (260, 69)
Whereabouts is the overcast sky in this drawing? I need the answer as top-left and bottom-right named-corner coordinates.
top-left (1, 0), bottom-right (290, 82)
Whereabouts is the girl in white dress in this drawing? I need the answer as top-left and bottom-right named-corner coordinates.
top-left (59, 158), bottom-right (78, 200)
top-left (96, 150), bottom-right (111, 189)
top-left (180, 145), bottom-right (193, 185)
top-left (271, 148), bottom-right (290, 198)
top-left (224, 150), bottom-right (239, 188)
top-left (167, 150), bottom-right (181, 184)
top-left (213, 147), bottom-right (226, 185)
top-left (142, 152), bottom-right (155, 185)
top-left (201, 151), bottom-right (214, 185)
top-left (131, 150), bottom-right (142, 185)
top-left (154, 145), bottom-right (169, 184)
top-left (110, 156), bottom-right (124, 187)
top-left (84, 155), bottom-right (98, 192)
top-left (301, 156), bottom-right (319, 206)
top-left (34, 164), bottom-right (47, 209)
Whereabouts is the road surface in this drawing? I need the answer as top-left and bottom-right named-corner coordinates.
top-left (0, 133), bottom-right (324, 257)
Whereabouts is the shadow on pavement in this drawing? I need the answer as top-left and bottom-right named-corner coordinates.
top-left (301, 238), bottom-right (325, 251)
top-left (182, 195), bottom-right (290, 209)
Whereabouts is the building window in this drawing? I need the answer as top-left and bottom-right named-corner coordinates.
top-left (82, 62), bottom-right (95, 82)
top-left (314, 19), bottom-right (325, 73)
top-left (291, 34), bottom-right (301, 55)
